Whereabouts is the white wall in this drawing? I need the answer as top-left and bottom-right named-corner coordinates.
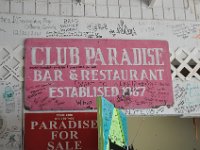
top-left (128, 117), bottom-right (200, 150)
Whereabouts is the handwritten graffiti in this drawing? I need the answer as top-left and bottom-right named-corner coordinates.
top-left (109, 20), bottom-right (137, 37)
top-left (87, 23), bottom-right (108, 32)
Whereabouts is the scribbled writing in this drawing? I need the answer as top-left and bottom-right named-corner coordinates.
top-left (109, 20), bottom-right (137, 37)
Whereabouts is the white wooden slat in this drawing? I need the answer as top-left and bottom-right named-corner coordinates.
top-left (73, 3), bottom-right (85, 16)
top-left (174, 9), bottom-right (186, 20)
top-left (185, 0), bottom-right (196, 21)
top-left (85, 0), bottom-right (96, 17)
top-left (36, 0), bottom-right (48, 15)
top-left (108, 0), bottom-right (118, 5)
top-left (163, 0), bottom-right (174, 20)
top-left (23, 1), bottom-right (36, 15)
top-left (85, 5), bottom-right (96, 17)
top-left (60, 3), bottom-right (67, 16)
top-left (130, 0), bottom-right (140, 6)
top-left (85, 0), bottom-right (95, 5)
top-left (96, 6), bottom-right (108, 17)
top-left (120, 6), bottom-right (131, 18)
top-left (108, 6), bottom-right (119, 18)
top-left (119, 0), bottom-right (130, 6)
top-left (60, 4), bottom-right (72, 16)
top-left (0, 0), bottom-right (10, 13)
top-left (152, 0), bottom-right (163, 19)
top-left (96, 0), bottom-right (107, 5)
top-left (149, 0), bottom-right (157, 8)
top-left (61, 0), bottom-right (72, 3)
top-left (174, 0), bottom-right (185, 20)
top-left (48, 0), bottom-right (60, 15)
top-left (194, 0), bottom-right (200, 20)
top-left (10, 1), bottom-right (23, 14)
top-left (153, 8), bottom-right (163, 20)
top-left (130, 0), bottom-right (142, 19)
top-left (60, 0), bottom-right (72, 16)
top-left (131, 7), bottom-right (141, 19)
top-left (174, 0), bottom-right (184, 7)
top-left (141, 0), bottom-right (153, 19)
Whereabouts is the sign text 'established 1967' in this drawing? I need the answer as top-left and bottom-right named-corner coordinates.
top-left (25, 39), bottom-right (173, 110)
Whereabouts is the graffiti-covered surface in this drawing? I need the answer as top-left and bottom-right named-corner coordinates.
top-left (1, 13), bottom-right (200, 115)
top-left (0, 81), bottom-right (22, 150)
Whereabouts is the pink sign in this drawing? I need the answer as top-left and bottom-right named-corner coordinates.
top-left (25, 39), bottom-right (173, 110)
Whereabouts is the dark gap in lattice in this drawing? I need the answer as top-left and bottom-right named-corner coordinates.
top-left (197, 68), bottom-right (200, 76)
top-left (171, 59), bottom-right (181, 68)
top-left (171, 70), bottom-right (173, 73)
top-left (180, 67), bottom-right (190, 77)
top-left (188, 59), bottom-right (197, 69)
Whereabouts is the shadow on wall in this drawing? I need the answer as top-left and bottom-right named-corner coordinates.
top-left (127, 117), bottom-right (200, 150)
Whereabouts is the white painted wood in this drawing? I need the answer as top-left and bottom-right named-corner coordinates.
top-left (119, 0), bottom-right (130, 6)
top-left (108, 0), bottom-right (118, 5)
top-left (85, 0), bottom-right (95, 4)
top-left (60, 4), bottom-right (72, 16)
top-left (23, 1), bottom-right (36, 15)
top-left (85, 0), bottom-right (96, 16)
top-left (152, 0), bottom-right (163, 19)
top-left (96, 6), bottom-right (108, 17)
top-left (85, 4), bottom-right (96, 17)
top-left (96, 0), bottom-right (107, 5)
top-left (0, 0), bottom-right (10, 13)
top-left (130, 0), bottom-right (142, 19)
top-left (108, 6), bottom-right (119, 18)
top-left (48, 0), bottom-right (60, 15)
top-left (131, 6), bottom-right (142, 19)
top-left (153, 7), bottom-right (163, 20)
top-left (60, 0), bottom-right (72, 16)
top-left (149, 0), bottom-right (157, 8)
top-left (73, 3), bottom-right (85, 16)
top-left (2, 0), bottom-right (200, 23)
top-left (130, 0), bottom-right (140, 6)
top-left (120, 6), bottom-right (131, 18)
top-left (194, 0), bottom-right (200, 20)
top-left (4, 0), bottom-right (200, 22)
top-left (60, 3), bottom-right (68, 16)
top-left (185, 0), bottom-right (196, 21)
top-left (10, 1), bottom-right (23, 14)
top-left (174, 9), bottom-right (186, 20)
top-left (174, 0), bottom-right (185, 20)
top-left (61, 0), bottom-right (72, 4)
top-left (174, 0), bottom-right (184, 8)
top-left (36, 0), bottom-right (48, 15)
top-left (163, 0), bottom-right (174, 20)
top-left (141, 0), bottom-right (153, 19)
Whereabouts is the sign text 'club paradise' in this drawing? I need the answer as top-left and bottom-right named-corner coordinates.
top-left (25, 39), bottom-right (173, 110)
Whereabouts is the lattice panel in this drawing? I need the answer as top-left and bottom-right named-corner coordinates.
top-left (171, 48), bottom-right (200, 81)
top-left (0, 46), bottom-right (24, 82)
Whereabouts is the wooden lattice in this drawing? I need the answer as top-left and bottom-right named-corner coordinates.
top-left (171, 48), bottom-right (200, 81)
top-left (0, 45), bottom-right (24, 82)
